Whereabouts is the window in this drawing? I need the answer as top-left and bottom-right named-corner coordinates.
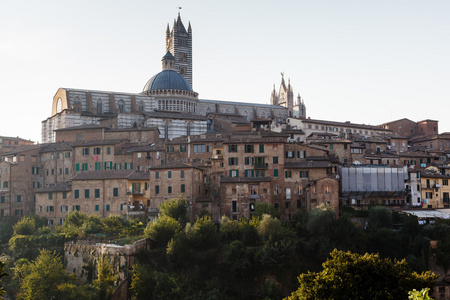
top-left (329, 144), bottom-right (334, 150)
top-left (299, 171), bottom-right (309, 178)
top-left (229, 170), bottom-right (239, 177)
top-left (286, 188), bottom-right (291, 199)
top-left (285, 170), bottom-right (292, 178)
top-left (106, 205), bottom-right (110, 211)
top-left (232, 200), bottom-right (237, 213)
top-left (93, 148), bottom-right (101, 155)
top-left (444, 179), bottom-right (449, 186)
top-left (273, 156), bottom-right (278, 164)
top-left (74, 189), bottom-right (79, 199)
top-left (82, 148), bottom-right (89, 156)
top-left (46, 206), bottom-right (54, 212)
top-left (168, 186), bottom-right (172, 193)
top-left (259, 144), bottom-right (264, 153)
top-left (95, 205), bottom-right (99, 211)
top-left (95, 162), bottom-right (101, 171)
top-left (48, 193), bottom-right (53, 200)
top-left (32, 167), bottom-right (39, 175)
top-left (62, 192), bottom-right (67, 199)
top-left (65, 168), bottom-right (69, 175)
top-left (75, 164), bottom-right (80, 172)
top-left (82, 163), bottom-right (88, 171)
top-left (325, 185), bottom-right (330, 194)
top-left (228, 145), bottom-right (238, 153)
top-left (274, 186), bottom-right (279, 195)
top-left (65, 152), bottom-right (71, 158)
top-left (155, 185), bottom-right (159, 194)
top-left (0, 196), bottom-right (5, 203)
top-left (155, 172), bottom-right (159, 179)
top-left (285, 151), bottom-right (294, 158)
top-left (167, 146), bottom-right (174, 152)
top-left (180, 145), bottom-right (186, 152)
top-left (125, 163), bottom-right (133, 170)
top-left (95, 189), bottom-right (100, 198)
top-left (244, 145), bottom-right (254, 153)
top-left (274, 169), bottom-right (279, 177)
top-left (113, 188), bottom-right (119, 197)
top-left (425, 192), bottom-right (433, 199)
top-left (168, 171), bottom-right (172, 179)
top-left (193, 144), bottom-right (206, 153)
top-left (244, 157), bottom-right (254, 165)
top-left (181, 184), bottom-right (185, 193)
top-left (73, 205), bottom-right (80, 211)
top-left (228, 157), bottom-right (238, 166)
top-left (60, 205), bottom-right (68, 212)
top-left (84, 189), bottom-right (90, 198)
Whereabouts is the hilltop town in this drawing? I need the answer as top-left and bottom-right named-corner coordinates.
top-left (1, 13), bottom-right (450, 299)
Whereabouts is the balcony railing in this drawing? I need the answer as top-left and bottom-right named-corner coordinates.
top-left (254, 163), bottom-right (268, 169)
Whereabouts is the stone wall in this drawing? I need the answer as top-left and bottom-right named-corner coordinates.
top-left (64, 238), bottom-right (149, 284)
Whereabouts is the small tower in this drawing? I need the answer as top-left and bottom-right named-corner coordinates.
top-left (270, 74), bottom-right (305, 118)
top-left (165, 13), bottom-right (193, 87)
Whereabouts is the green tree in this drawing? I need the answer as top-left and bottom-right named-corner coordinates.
top-left (159, 198), bottom-right (188, 225)
top-left (368, 206), bottom-right (392, 230)
top-left (101, 214), bottom-right (124, 235)
top-left (254, 202), bottom-right (280, 219)
top-left (258, 214), bottom-right (294, 244)
top-left (144, 215), bottom-right (182, 247)
top-left (12, 216), bottom-right (36, 236)
top-left (0, 261), bottom-right (7, 297)
top-left (285, 249), bottom-right (437, 300)
top-left (408, 288), bottom-right (434, 300)
top-left (94, 255), bottom-right (118, 300)
top-left (20, 249), bottom-right (77, 300)
top-left (306, 205), bottom-right (336, 236)
top-left (185, 216), bottom-right (219, 250)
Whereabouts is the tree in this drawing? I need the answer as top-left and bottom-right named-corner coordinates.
top-left (368, 206), bottom-right (392, 230)
top-left (0, 261), bottom-right (7, 297)
top-left (94, 255), bottom-right (118, 300)
top-left (185, 216), bottom-right (219, 250)
top-left (258, 214), bottom-right (294, 243)
top-left (306, 205), bottom-right (336, 236)
top-left (408, 288), bottom-right (434, 300)
top-left (101, 214), bottom-right (124, 235)
top-left (20, 249), bottom-right (77, 300)
top-left (285, 249), bottom-right (437, 300)
top-left (144, 215), bottom-right (182, 247)
top-left (159, 198), bottom-right (188, 225)
top-left (12, 216), bottom-right (36, 236)
top-left (254, 202), bottom-right (280, 219)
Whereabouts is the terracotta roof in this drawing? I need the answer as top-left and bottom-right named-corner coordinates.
top-left (302, 118), bottom-right (391, 131)
top-left (144, 110), bottom-right (208, 120)
top-left (150, 161), bottom-right (202, 170)
top-left (54, 124), bottom-right (106, 131)
top-left (220, 177), bottom-right (271, 183)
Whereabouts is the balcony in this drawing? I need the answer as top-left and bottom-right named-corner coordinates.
top-left (254, 163), bottom-right (268, 169)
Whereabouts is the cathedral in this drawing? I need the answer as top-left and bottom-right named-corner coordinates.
top-left (41, 14), bottom-right (305, 143)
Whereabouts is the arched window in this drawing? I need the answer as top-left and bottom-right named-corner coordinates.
top-left (56, 98), bottom-right (62, 113)
top-left (138, 101), bottom-right (145, 112)
top-left (118, 100), bottom-right (125, 113)
top-left (97, 100), bottom-right (103, 114)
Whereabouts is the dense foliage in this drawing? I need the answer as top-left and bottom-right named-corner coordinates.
top-left (0, 202), bottom-right (447, 299)
top-left (285, 249), bottom-right (437, 300)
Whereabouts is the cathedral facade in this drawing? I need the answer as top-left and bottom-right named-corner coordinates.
top-left (41, 14), bottom-right (302, 143)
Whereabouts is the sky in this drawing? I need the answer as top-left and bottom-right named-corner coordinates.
top-left (1, 0), bottom-right (449, 143)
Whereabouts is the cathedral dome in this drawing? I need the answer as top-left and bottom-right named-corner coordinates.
top-left (143, 70), bottom-right (193, 93)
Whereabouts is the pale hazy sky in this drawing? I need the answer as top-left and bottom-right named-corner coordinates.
top-left (1, 0), bottom-right (449, 143)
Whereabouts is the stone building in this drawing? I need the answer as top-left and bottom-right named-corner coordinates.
top-left (0, 145), bottom-right (42, 218)
top-left (0, 136), bottom-right (35, 154)
top-left (420, 169), bottom-right (450, 209)
top-left (41, 14), bottom-right (289, 144)
top-left (149, 162), bottom-right (204, 222)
